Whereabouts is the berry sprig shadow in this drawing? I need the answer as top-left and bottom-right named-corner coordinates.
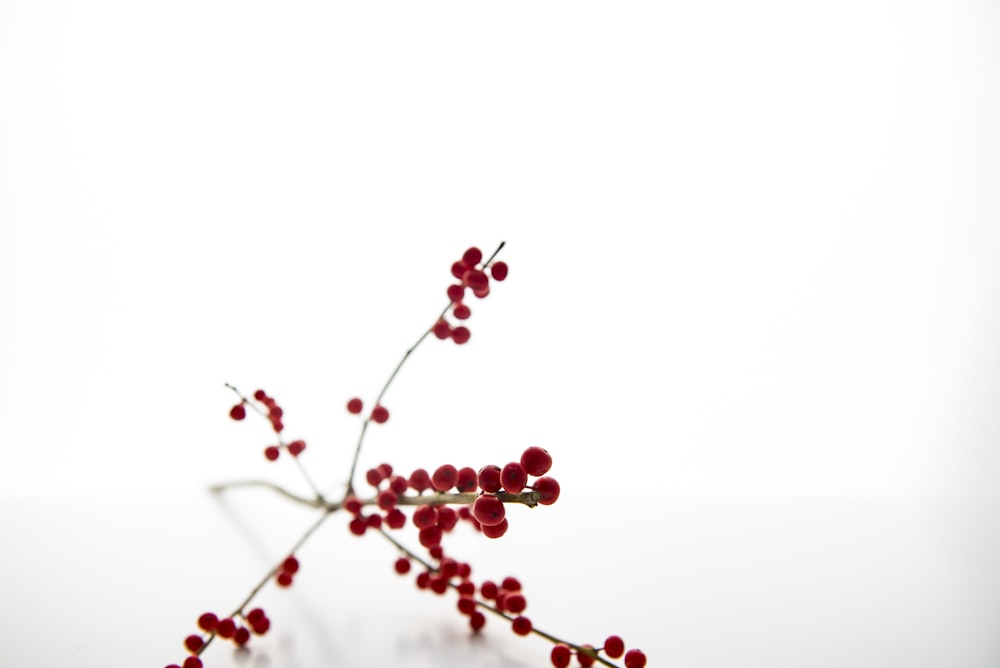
top-left (165, 243), bottom-right (648, 668)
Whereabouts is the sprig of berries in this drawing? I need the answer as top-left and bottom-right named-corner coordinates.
top-left (167, 244), bottom-right (646, 668)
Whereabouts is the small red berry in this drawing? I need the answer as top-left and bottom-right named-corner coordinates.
top-left (184, 634), bottom-right (204, 653)
top-left (432, 319), bottom-right (452, 339)
top-left (472, 285), bottom-right (490, 299)
top-left (394, 557), bottom-right (411, 575)
top-left (347, 397), bottom-right (363, 414)
top-left (436, 505), bottom-right (459, 531)
top-left (409, 468), bottom-right (432, 492)
top-left (253, 389), bottom-right (267, 401)
top-left (287, 440), bottom-right (306, 457)
top-left (263, 446), bottom-right (280, 461)
top-left (511, 615), bottom-right (532, 636)
top-left (533, 476), bottom-right (561, 505)
top-left (481, 517), bottom-right (508, 538)
top-left (520, 446), bottom-right (552, 476)
top-left (250, 616), bottom-right (270, 635)
top-left (371, 405), bottom-right (389, 423)
top-left (282, 556), bottom-right (299, 574)
top-left (197, 612), bottom-right (218, 632)
top-left (419, 525), bottom-right (442, 548)
top-left (490, 261), bottom-right (509, 281)
top-left (429, 575), bottom-right (448, 594)
top-left (469, 611), bottom-right (486, 632)
top-left (451, 260), bottom-right (468, 279)
top-left (463, 269), bottom-right (489, 291)
top-left (501, 576), bottom-right (521, 591)
top-left (455, 466), bottom-right (478, 492)
top-left (385, 508), bottom-right (406, 529)
top-left (344, 496), bottom-right (363, 515)
top-left (276, 571), bottom-right (293, 587)
top-left (246, 608), bottom-right (265, 625)
top-left (578, 645), bottom-right (597, 667)
top-left (431, 464), bottom-right (458, 492)
top-left (604, 635), bottom-right (625, 659)
top-left (462, 247), bottom-right (483, 266)
top-left (500, 462), bottom-right (527, 493)
top-left (624, 649), bottom-right (647, 668)
top-left (216, 618), bottom-right (236, 638)
top-left (366, 467), bottom-right (384, 487)
top-left (229, 403), bottom-right (246, 420)
top-left (472, 495), bottom-right (506, 526)
top-left (182, 658), bottom-right (203, 668)
top-left (451, 326), bottom-right (471, 344)
top-left (412, 504), bottom-right (438, 529)
top-left (446, 284), bottom-right (465, 303)
top-left (505, 593), bottom-right (527, 613)
top-left (478, 465), bottom-right (502, 493)
top-left (349, 517), bottom-right (367, 535)
top-left (458, 580), bottom-right (475, 595)
top-left (377, 489), bottom-right (397, 511)
top-left (551, 644), bottom-right (571, 668)
top-left (233, 626), bottom-right (251, 646)
top-left (453, 303), bottom-right (471, 320)
top-left (365, 513), bottom-right (382, 529)
top-left (481, 580), bottom-right (498, 599)
top-left (457, 596), bottom-right (477, 615)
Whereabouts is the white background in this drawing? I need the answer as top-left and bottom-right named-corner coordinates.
top-left (2, 1), bottom-right (999, 667)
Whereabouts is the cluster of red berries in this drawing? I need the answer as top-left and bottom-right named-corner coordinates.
top-left (165, 608), bottom-right (271, 668)
top-left (550, 636), bottom-right (647, 668)
top-left (228, 388), bottom-right (308, 461)
top-left (345, 396), bottom-right (389, 423)
top-left (470, 446), bottom-right (560, 537)
top-left (274, 555), bottom-right (300, 587)
top-left (433, 246), bottom-right (508, 344)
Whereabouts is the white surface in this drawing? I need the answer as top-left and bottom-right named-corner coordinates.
top-left (2, 1), bottom-right (1000, 667)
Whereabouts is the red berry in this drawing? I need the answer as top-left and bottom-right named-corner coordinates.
top-left (429, 574), bottom-right (448, 594)
top-left (429, 545), bottom-right (444, 559)
top-left (455, 466), bottom-right (478, 492)
top-left (229, 404), bottom-right (246, 420)
top-left (377, 462), bottom-right (393, 478)
top-left (451, 260), bottom-right (468, 279)
top-left (287, 440), bottom-right (306, 457)
top-left (419, 525), bottom-right (442, 548)
top-left (431, 464), bottom-right (458, 492)
top-left (551, 644), bottom-right (571, 668)
top-left (347, 397), bottom-right (363, 414)
top-left (472, 285), bottom-right (490, 299)
top-left (253, 389), bottom-right (267, 401)
top-left (412, 504), bottom-right (438, 529)
top-left (432, 319), bottom-right (452, 339)
top-left (501, 576), bottom-right (521, 591)
top-left (436, 505), bottom-right (458, 531)
top-left (251, 616), bottom-right (270, 635)
top-left (481, 580), bottom-right (498, 599)
top-left (184, 634), bottom-right (204, 653)
top-left (390, 475), bottom-right (409, 494)
top-left (453, 303), bottom-right (471, 320)
top-left (385, 508), bottom-right (406, 529)
top-left (457, 596), bottom-right (477, 615)
top-left (472, 495), bottom-right (506, 526)
top-left (344, 496), bottom-right (363, 515)
top-left (462, 247), bottom-right (483, 266)
top-left (366, 467), bottom-right (385, 487)
top-left (578, 645), bottom-right (596, 667)
top-left (490, 261), bottom-right (509, 281)
top-left (409, 468), bottom-right (432, 492)
top-left (197, 612), bottom-right (218, 632)
top-left (481, 517), bottom-right (508, 538)
top-left (246, 608), bottom-right (265, 625)
top-left (446, 284), bottom-right (465, 303)
top-left (349, 517), bottom-right (367, 535)
top-left (458, 580), bottom-right (475, 595)
top-left (216, 618), bottom-right (236, 638)
top-left (604, 635), bottom-right (625, 659)
top-left (469, 610), bottom-right (486, 632)
top-left (511, 615), bottom-right (532, 636)
top-left (276, 571), bottom-right (293, 587)
top-left (452, 326), bottom-right (471, 344)
top-left (263, 446), bottom-right (280, 461)
top-left (377, 489), bottom-right (397, 510)
top-left (365, 513), bottom-right (382, 529)
top-left (505, 593), bottom-right (527, 613)
top-left (520, 446), bottom-right (552, 476)
top-left (415, 571), bottom-right (431, 589)
top-left (500, 462), bottom-right (527, 493)
top-left (394, 557), bottom-right (411, 574)
top-left (233, 626), bottom-right (251, 646)
top-left (478, 465), bottom-right (502, 493)
top-left (532, 476), bottom-right (561, 505)
top-left (371, 405), bottom-right (389, 423)
top-left (183, 658), bottom-right (203, 668)
top-left (463, 269), bottom-right (489, 291)
top-left (624, 649), bottom-right (647, 668)
top-left (282, 556), bottom-right (299, 574)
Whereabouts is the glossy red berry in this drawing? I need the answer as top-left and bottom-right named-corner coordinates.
top-left (377, 489), bottom-right (398, 511)
top-left (229, 404), bottom-right (246, 420)
top-left (216, 618), bottom-right (236, 638)
top-left (412, 504), bottom-right (438, 529)
top-left (472, 495), bottom-right (506, 526)
top-left (263, 446), bottom-right (280, 461)
top-left (463, 247), bottom-right (483, 266)
top-left (276, 571), bottom-right (293, 587)
top-left (532, 476), bottom-right (561, 505)
top-left (408, 468), bottom-right (432, 492)
top-left (481, 517), bottom-right (508, 538)
top-left (349, 517), bottom-right (367, 535)
top-left (469, 610), bottom-right (486, 632)
top-left (246, 608), bottom-right (265, 625)
top-left (455, 466), bottom-right (478, 492)
top-left (366, 467), bottom-right (385, 487)
top-left (385, 508), bottom-right (406, 529)
top-left (472, 284), bottom-right (490, 299)
top-left (250, 616), bottom-right (270, 635)
top-left (551, 644), bottom-right (571, 668)
top-left (604, 635), bottom-right (625, 659)
top-left (624, 649), bottom-right (647, 668)
top-left (347, 397), bottom-right (363, 414)
top-left (451, 261), bottom-right (468, 279)
top-left (287, 440), bottom-right (306, 457)
top-left (501, 576), bottom-right (521, 591)
top-left (431, 464), bottom-right (458, 492)
top-left (197, 612), bottom-right (218, 632)
top-left (490, 261), bottom-right (509, 281)
top-left (371, 405), bottom-right (389, 423)
top-left (183, 658), bottom-right (203, 668)
top-left (394, 557), bottom-right (411, 574)
top-left (457, 596), bottom-right (477, 615)
top-left (463, 269), bottom-right (489, 291)
top-left (505, 593), bottom-right (527, 613)
top-left (477, 465), bottom-right (502, 493)
top-left (253, 389), bottom-right (267, 401)
top-left (282, 556), bottom-right (299, 574)
top-left (511, 615), bottom-right (532, 636)
top-left (452, 326), bottom-right (471, 344)
top-left (436, 505), bottom-right (458, 531)
top-left (419, 525), bottom-right (442, 548)
top-left (500, 462), bottom-right (527, 493)
top-left (453, 303), bottom-right (471, 320)
top-left (480, 580), bottom-right (498, 599)
top-left (233, 626), bottom-right (251, 646)
top-left (432, 319), bottom-right (452, 339)
top-left (520, 446), bottom-right (552, 476)
top-left (447, 284), bottom-right (465, 303)
top-left (184, 634), bottom-right (204, 652)
top-left (577, 645), bottom-right (596, 667)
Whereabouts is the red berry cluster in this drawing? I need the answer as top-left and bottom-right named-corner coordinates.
top-left (345, 396), bottom-right (390, 424)
top-left (251, 389), bottom-right (285, 433)
top-left (275, 555), bottom-right (300, 587)
top-left (433, 246), bottom-right (508, 344)
top-left (471, 447), bottom-right (560, 538)
top-left (550, 636), bottom-right (647, 668)
top-left (227, 387), bottom-right (309, 461)
top-left (166, 608), bottom-right (271, 668)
